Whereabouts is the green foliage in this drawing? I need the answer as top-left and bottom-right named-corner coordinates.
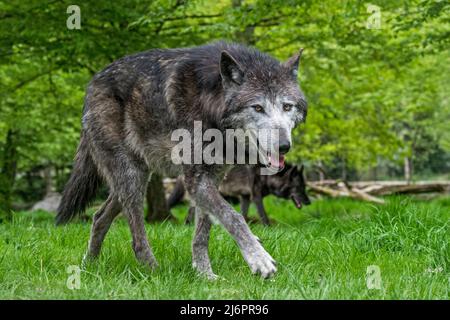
top-left (0, 0), bottom-right (449, 204)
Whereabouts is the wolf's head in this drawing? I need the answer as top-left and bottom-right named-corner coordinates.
top-left (219, 46), bottom-right (307, 169)
top-left (268, 164), bottom-right (311, 209)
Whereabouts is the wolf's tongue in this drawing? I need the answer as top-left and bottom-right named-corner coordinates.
top-left (291, 194), bottom-right (303, 209)
top-left (269, 154), bottom-right (285, 169)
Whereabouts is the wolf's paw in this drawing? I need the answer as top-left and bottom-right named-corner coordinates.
top-left (135, 251), bottom-right (159, 270)
top-left (243, 243), bottom-right (277, 279)
top-left (144, 257), bottom-right (159, 270)
top-left (196, 269), bottom-right (220, 281)
top-left (81, 251), bottom-right (98, 269)
top-left (193, 261), bottom-right (219, 281)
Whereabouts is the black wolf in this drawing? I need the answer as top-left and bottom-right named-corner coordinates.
top-left (170, 164), bottom-right (311, 225)
top-left (57, 42), bottom-right (307, 279)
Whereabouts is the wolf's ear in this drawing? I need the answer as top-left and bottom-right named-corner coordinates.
top-left (220, 51), bottom-right (244, 86)
top-left (284, 166), bottom-right (296, 178)
top-left (299, 164), bottom-right (304, 173)
top-left (284, 48), bottom-right (303, 79)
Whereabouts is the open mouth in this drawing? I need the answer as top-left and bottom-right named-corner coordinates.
top-left (291, 194), bottom-right (302, 209)
top-left (251, 136), bottom-right (286, 171)
top-left (267, 153), bottom-right (285, 170)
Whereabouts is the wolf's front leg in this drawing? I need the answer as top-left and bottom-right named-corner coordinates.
top-left (191, 206), bottom-right (217, 280)
top-left (186, 172), bottom-right (277, 278)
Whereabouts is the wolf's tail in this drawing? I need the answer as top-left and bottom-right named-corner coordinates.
top-left (167, 177), bottom-right (186, 209)
top-left (56, 132), bottom-right (102, 225)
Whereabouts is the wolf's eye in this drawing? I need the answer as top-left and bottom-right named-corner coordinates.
top-left (252, 105), bottom-right (264, 113)
top-left (283, 103), bottom-right (293, 112)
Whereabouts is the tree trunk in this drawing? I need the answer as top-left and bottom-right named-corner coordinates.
top-left (341, 158), bottom-right (347, 181)
top-left (0, 129), bottom-right (18, 221)
top-left (317, 161), bottom-right (326, 181)
top-left (371, 164), bottom-right (378, 181)
top-left (146, 173), bottom-right (172, 222)
top-left (404, 156), bottom-right (412, 184)
top-left (43, 165), bottom-right (54, 196)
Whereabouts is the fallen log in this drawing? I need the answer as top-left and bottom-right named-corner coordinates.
top-left (307, 183), bottom-right (385, 204)
top-left (307, 180), bottom-right (449, 195)
top-left (366, 183), bottom-right (448, 196)
top-left (350, 180), bottom-right (450, 188)
top-left (351, 188), bottom-right (386, 204)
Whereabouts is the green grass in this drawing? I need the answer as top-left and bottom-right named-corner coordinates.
top-left (0, 196), bottom-right (448, 299)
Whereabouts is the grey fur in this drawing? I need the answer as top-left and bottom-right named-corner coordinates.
top-left (56, 41), bottom-right (307, 279)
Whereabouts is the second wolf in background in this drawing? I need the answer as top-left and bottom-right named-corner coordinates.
top-left (168, 163), bottom-right (311, 225)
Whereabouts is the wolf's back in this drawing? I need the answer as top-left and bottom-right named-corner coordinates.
top-left (56, 131), bottom-right (101, 225)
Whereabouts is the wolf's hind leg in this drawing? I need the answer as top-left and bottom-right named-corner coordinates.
top-left (192, 207), bottom-right (217, 280)
top-left (90, 142), bottom-right (158, 269)
top-left (117, 165), bottom-right (158, 269)
top-left (85, 194), bottom-right (121, 260)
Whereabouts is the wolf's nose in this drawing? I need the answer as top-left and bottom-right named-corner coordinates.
top-left (279, 142), bottom-right (291, 154)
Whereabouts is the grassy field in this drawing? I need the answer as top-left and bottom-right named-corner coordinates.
top-left (0, 195), bottom-right (448, 299)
